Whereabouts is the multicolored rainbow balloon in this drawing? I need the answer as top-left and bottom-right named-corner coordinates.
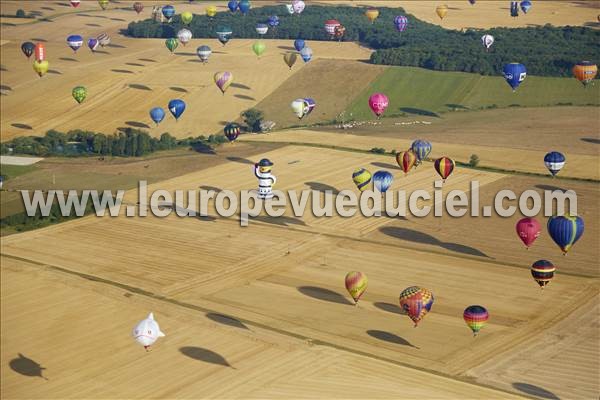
top-left (345, 271), bottom-right (367, 305)
top-left (463, 305), bottom-right (489, 336)
top-left (399, 286), bottom-right (434, 327)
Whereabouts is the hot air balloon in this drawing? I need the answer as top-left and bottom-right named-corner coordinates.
top-left (98, 0), bottom-right (109, 10)
top-left (256, 23), bottom-right (269, 36)
top-left (283, 52), bottom-right (297, 69)
top-left (352, 168), bottom-right (372, 192)
top-left (394, 15), bottom-right (408, 32)
top-left (214, 71), bottom-right (233, 94)
top-left (373, 170), bottom-right (393, 193)
top-left (324, 19), bottom-right (341, 38)
top-left (503, 63), bottom-right (527, 91)
top-left (365, 7), bottom-right (379, 24)
top-left (70, 0), bottom-right (81, 7)
top-left (531, 260), bottom-right (556, 289)
top-left (165, 38), bottom-right (178, 53)
top-left (162, 5), bottom-right (175, 21)
top-left (436, 5), bottom-right (448, 20)
top-left (304, 98), bottom-right (316, 117)
top-left (238, 0), bottom-right (251, 15)
top-left (33, 60), bottom-right (49, 77)
top-left (544, 151), bottom-right (565, 176)
top-left (285, 4), bottom-right (294, 15)
top-left (72, 86), bottom-right (87, 104)
top-left (300, 46), bottom-right (312, 62)
top-left (345, 271), bottom-right (367, 305)
top-left (572, 61), bottom-right (597, 87)
top-left (268, 15), bottom-right (279, 27)
top-left (547, 215), bottom-right (584, 255)
top-left (34, 43), bottom-right (45, 62)
top-left (88, 38), bottom-right (99, 52)
top-left (133, 2), bottom-right (144, 14)
top-left (252, 41), bottom-right (266, 58)
top-left (292, 0), bottom-right (305, 14)
top-left (132, 313), bottom-right (165, 351)
top-left (97, 33), bottom-right (110, 47)
top-left (224, 123), bottom-right (240, 142)
top-left (197, 45), bottom-right (212, 63)
top-left (510, 1), bottom-right (519, 17)
top-left (396, 150), bottom-right (417, 174)
top-left (228, 0), bottom-right (238, 12)
top-left (399, 286), bottom-right (434, 327)
top-left (216, 26), bottom-right (233, 46)
top-left (463, 305), bottom-right (488, 336)
top-left (206, 5), bottom-right (217, 18)
top-left (149, 107), bottom-right (165, 125)
top-left (294, 39), bottom-right (305, 52)
top-left (291, 99), bottom-right (305, 119)
top-left (481, 34), bottom-right (494, 51)
top-left (21, 42), bottom-right (35, 59)
top-left (516, 217), bottom-right (541, 249)
top-left (168, 99), bottom-right (186, 121)
top-left (368, 93), bottom-right (389, 118)
top-left (469, 0), bottom-right (476, 4)
top-left (181, 11), bottom-right (193, 25)
top-left (177, 29), bottom-right (192, 46)
top-left (411, 139), bottom-right (432, 164)
top-left (520, 0), bottom-right (532, 14)
top-left (67, 35), bottom-right (83, 52)
top-left (334, 25), bottom-right (346, 41)
top-left (434, 156), bottom-right (455, 181)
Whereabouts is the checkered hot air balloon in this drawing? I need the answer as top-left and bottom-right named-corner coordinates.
top-left (399, 286), bottom-right (434, 327)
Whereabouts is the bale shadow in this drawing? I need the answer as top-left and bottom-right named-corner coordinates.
top-left (230, 83), bottom-right (251, 90)
top-left (107, 43), bottom-right (126, 49)
top-left (234, 94), bottom-right (255, 101)
top-left (297, 286), bottom-right (353, 305)
top-left (535, 184), bottom-right (567, 192)
top-left (373, 302), bottom-right (405, 315)
top-left (399, 107), bottom-right (440, 118)
top-left (366, 330), bottom-right (418, 348)
top-left (512, 383), bottom-right (560, 400)
top-left (11, 123), bottom-right (33, 130)
top-left (206, 313), bottom-right (249, 330)
top-left (139, 58), bottom-right (157, 63)
top-left (128, 83), bottom-right (152, 91)
top-left (169, 87), bottom-right (188, 93)
top-left (179, 347), bottom-right (233, 368)
top-left (580, 137), bottom-right (600, 144)
top-left (380, 226), bottom-right (490, 258)
top-left (226, 156), bottom-right (253, 164)
top-left (111, 69), bottom-right (134, 74)
top-left (48, 69), bottom-right (62, 75)
top-left (251, 215), bottom-right (306, 227)
top-left (305, 181), bottom-right (340, 195)
top-left (125, 62), bottom-right (144, 67)
top-left (59, 57), bottom-right (78, 62)
top-left (125, 121), bottom-right (150, 128)
top-left (9, 354), bottom-right (47, 380)
top-left (371, 161), bottom-right (400, 170)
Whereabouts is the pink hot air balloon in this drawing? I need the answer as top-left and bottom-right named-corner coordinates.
top-left (516, 217), bottom-right (541, 248)
top-left (368, 93), bottom-right (389, 118)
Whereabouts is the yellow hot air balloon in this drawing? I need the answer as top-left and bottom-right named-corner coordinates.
top-left (214, 71), bottom-right (233, 94)
top-left (33, 60), bottom-right (49, 77)
top-left (181, 11), bottom-right (193, 25)
top-left (345, 271), bottom-right (367, 304)
top-left (283, 52), bottom-right (297, 70)
top-left (206, 5), bottom-right (217, 18)
top-left (365, 7), bottom-right (379, 24)
top-left (98, 0), bottom-right (109, 10)
top-left (436, 4), bottom-right (448, 20)
top-left (352, 168), bottom-right (372, 192)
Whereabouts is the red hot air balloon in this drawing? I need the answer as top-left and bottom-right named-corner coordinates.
top-left (434, 156), bottom-right (455, 181)
top-left (516, 217), bottom-right (541, 249)
top-left (133, 2), bottom-right (144, 14)
top-left (70, 0), bottom-right (81, 7)
top-left (324, 19), bottom-right (341, 38)
top-left (368, 93), bottom-right (389, 118)
top-left (34, 43), bottom-right (46, 62)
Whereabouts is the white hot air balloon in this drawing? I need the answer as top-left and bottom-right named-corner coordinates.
top-left (132, 312), bottom-right (165, 351)
top-left (178, 29), bottom-right (193, 46)
top-left (292, 0), bottom-right (305, 14)
top-left (481, 34), bottom-right (494, 51)
top-left (291, 99), bottom-right (306, 119)
top-left (285, 4), bottom-right (294, 14)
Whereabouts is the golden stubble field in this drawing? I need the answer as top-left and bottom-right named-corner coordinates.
top-left (1, 146), bottom-right (598, 399)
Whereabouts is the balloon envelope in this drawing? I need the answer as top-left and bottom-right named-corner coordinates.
top-left (268, 15), bottom-right (279, 27)
top-left (177, 29), bottom-right (192, 46)
top-left (228, 0), bottom-right (239, 12)
top-left (368, 93), bottom-right (389, 117)
top-left (67, 35), bottom-right (83, 52)
top-left (284, 52), bottom-right (297, 69)
top-left (181, 11), bottom-right (193, 25)
top-left (98, 0), bottom-right (108, 10)
top-left (396, 150), bottom-right (417, 174)
top-left (21, 42), bottom-right (35, 59)
top-left (165, 38), bottom-right (178, 53)
top-left (97, 33), bottom-right (110, 47)
top-left (292, 0), bottom-right (305, 14)
top-left (238, 0), bottom-right (251, 14)
top-left (324, 19), bottom-right (341, 36)
top-left (544, 151), bottom-right (565, 176)
top-left (399, 286), bottom-right (434, 327)
top-left (256, 23), bottom-right (269, 35)
top-left (463, 305), bottom-right (488, 336)
top-left (132, 313), bottom-right (165, 349)
top-left (481, 34), bottom-right (494, 49)
top-left (434, 157), bottom-right (455, 180)
top-left (345, 271), bottom-right (367, 304)
top-left (373, 170), bottom-right (393, 193)
top-left (516, 217), bottom-right (541, 248)
top-left (294, 39), bottom-right (305, 52)
top-left (34, 43), bottom-right (45, 62)
top-left (71, 0), bottom-right (81, 7)
top-left (436, 5), bottom-right (448, 19)
top-left (88, 38), bottom-right (99, 52)
top-left (352, 168), bottom-right (371, 191)
top-left (547, 215), bottom-right (584, 254)
top-left (572, 61), bottom-right (597, 86)
top-left (531, 260), bottom-right (556, 289)
top-left (411, 139), bottom-right (432, 163)
top-left (206, 5), bottom-right (217, 17)
top-left (168, 99), bottom-right (186, 120)
top-left (503, 63), bottom-right (527, 91)
top-left (252, 41), bottom-right (266, 57)
top-left (72, 86), bottom-right (87, 104)
top-left (197, 45), bottom-right (212, 62)
top-left (133, 2), bottom-right (144, 14)
top-left (149, 107), bottom-right (165, 124)
top-left (162, 5), bottom-right (175, 19)
top-left (224, 123), bottom-right (240, 142)
top-left (33, 60), bottom-right (49, 77)
top-left (520, 0), bottom-right (532, 13)
top-left (365, 7), bottom-right (379, 23)
top-left (299, 46), bottom-right (312, 62)
top-left (214, 71), bottom-right (233, 94)
top-left (394, 15), bottom-right (408, 32)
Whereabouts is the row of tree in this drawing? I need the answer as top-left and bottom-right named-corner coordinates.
top-left (126, 5), bottom-right (598, 77)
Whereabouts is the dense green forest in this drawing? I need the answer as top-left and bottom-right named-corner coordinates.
top-left (126, 5), bottom-right (599, 77)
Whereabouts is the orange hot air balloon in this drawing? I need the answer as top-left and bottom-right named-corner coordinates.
top-left (345, 271), bottom-right (367, 305)
top-left (396, 150), bottom-right (417, 174)
top-left (572, 61), bottom-right (597, 87)
top-left (365, 7), bottom-right (379, 24)
top-left (34, 43), bottom-right (45, 62)
top-left (436, 4), bottom-right (448, 20)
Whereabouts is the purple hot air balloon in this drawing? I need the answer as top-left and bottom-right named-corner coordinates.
top-left (88, 38), bottom-right (99, 52)
top-left (394, 15), bottom-right (408, 32)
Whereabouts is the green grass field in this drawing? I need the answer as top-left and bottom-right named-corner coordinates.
top-left (346, 66), bottom-right (600, 120)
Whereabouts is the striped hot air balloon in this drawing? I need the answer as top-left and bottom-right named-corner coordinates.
top-left (463, 305), bottom-right (489, 336)
top-left (399, 286), bottom-right (434, 327)
top-left (544, 151), bottom-right (565, 176)
top-left (411, 139), bottom-right (432, 164)
top-left (196, 45), bottom-right (212, 63)
top-left (97, 33), bottom-right (111, 47)
top-left (352, 168), bottom-right (372, 192)
top-left (224, 123), bottom-right (240, 142)
top-left (547, 215), bottom-right (584, 255)
top-left (66, 35), bottom-right (83, 52)
top-left (214, 71), bottom-right (233, 94)
top-left (434, 156), bottom-right (455, 181)
top-left (572, 61), bottom-right (597, 87)
top-left (396, 150), bottom-right (417, 174)
top-left (531, 260), bottom-right (556, 289)
top-left (345, 271), bottom-right (367, 304)
top-left (34, 43), bottom-right (45, 62)
top-left (394, 15), bottom-right (408, 32)
top-left (324, 19), bottom-right (341, 37)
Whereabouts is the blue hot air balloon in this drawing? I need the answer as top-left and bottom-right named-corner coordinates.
top-left (227, 0), bottom-right (239, 12)
top-left (373, 170), bottom-right (393, 193)
top-left (162, 5), bottom-right (175, 20)
top-left (168, 99), bottom-right (186, 120)
top-left (411, 139), bottom-right (432, 164)
top-left (268, 15), bottom-right (280, 27)
top-left (544, 151), bottom-right (566, 176)
top-left (238, 0), bottom-right (250, 15)
top-left (503, 63), bottom-right (527, 91)
top-left (294, 39), bottom-right (305, 52)
top-left (149, 107), bottom-right (166, 125)
top-left (520, 0), bottom-right (532, 14)
top-left (67, 35), bottom-right (84, 52)
top-left (547, 215), bottom-right (584, 255)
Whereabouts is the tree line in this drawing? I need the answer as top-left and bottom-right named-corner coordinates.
top-left (126, 5), bottom-right (598, 77)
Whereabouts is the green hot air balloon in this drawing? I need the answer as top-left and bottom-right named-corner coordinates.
top-left (72, 86), bottom-right (87, 104)
top-left (252, 41), bottom-right (266, 58)
top-left (165, 38), bottom-right (178, 53)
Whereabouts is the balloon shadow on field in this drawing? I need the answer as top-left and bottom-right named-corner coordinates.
top-left (230, 83), bottom-right (251, 90)
top-left (445, 103), bottom-right (469, 110)
top-left (535, 184), bottom-right (567, 192)
top-left (9, 354), bottom-right (48, 380)
top-left (174, 52), bottom-right (197, 57)
top-left (277, 46), bottom-right (296, 51)
top-left (199, 185), bottom-right (222, 193)
top-left (580, 137), bottom-right (600, 144)
top-left (94, 50), bottom-right (110, 55)
top-left (371, 161), bottom-right (400, 170)
top-left (11, 123), bottom-right (33, 130)
top-left (56, 2), bottom-right (71, 6)
top-left (366, 330), bottom-right (419, 349)
top-left (139, 58), bottom-right (157, 63)
top-left (169, 87), bottom-right (188, 93)
top-left (111, 69), bottom-right (134, 74)
top-left (297, 286), bottom-right (354, 306)
top-left (399, 107), bottom-right (440, 118)
top-left (251, 215), bottom-right (306, 227)
top-left (226, 156), bottom-right (253, 164)
top-left (187, 59), bottom-right (204, 63)
top-left (0, 65), bottom-right (7, 72)
top-left (110, 18), bottom-right (126, 22)
top-left (30, 38), bottom-right (47, 42)
top-left (179, 347), bottom-right (234, 368)
top-left (373, 302), bottom-right (405, 315)
top-left (59, 57), bottom-right (78, 62)
top-left (107, 43), bottom-right (126, 49)
top-left (128, 83), bottom-right (152, 91)
top-left (48, 69), bottom-right (62, 75)
top-left (86, 23), bottom-right (102, 27)
top-left (125, 121), bottom-right (151, 129)
top-left (305, 181), bottom-right (340, 195)
top-left (206, 313), bottom-right (249, 330)
top-left (380, 226), bottom-right (491, 258)
top-left (125, 62), bottom-right (144, 67)
top-left (234, 94), bottom-right (255, 101)
top-left (512, 383), bottom-right (560, 400)
top-left (192, 142), bottom-right (216, 154)
top-left (40, 6), bottom-right (54, 10)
